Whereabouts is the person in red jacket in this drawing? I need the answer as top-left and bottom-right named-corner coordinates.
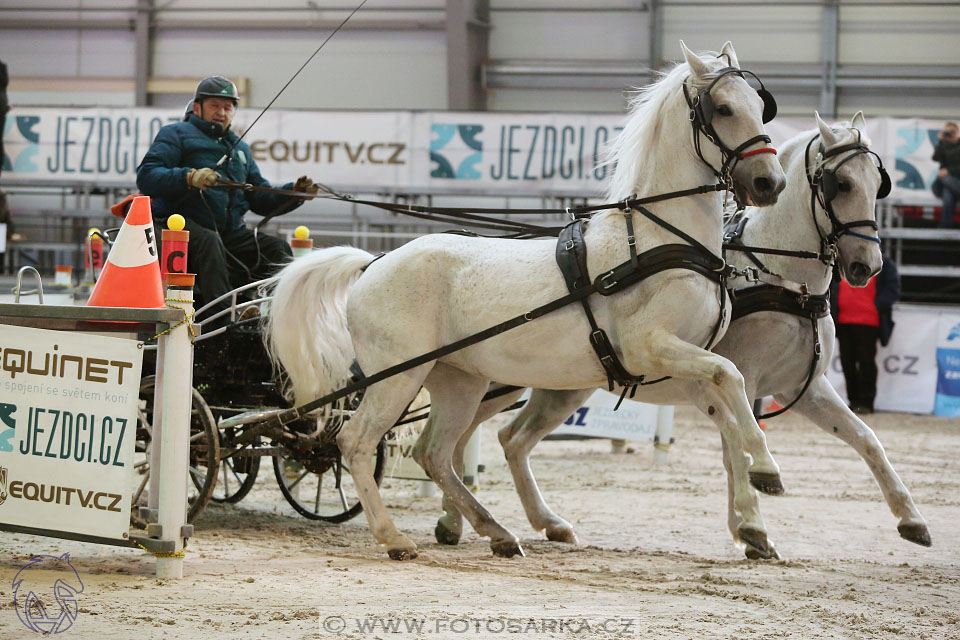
top-left (830, 255), bottom-right (901, 414)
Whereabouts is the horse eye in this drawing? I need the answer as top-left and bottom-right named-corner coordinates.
top-left (838, 181), bottom-right (852, 193)
top-left (716, 105), bottom-right (733, 116)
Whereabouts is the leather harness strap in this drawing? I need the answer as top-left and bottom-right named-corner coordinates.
top-left (729, 284), bottom-right (830, 419)
top-left (556, 209), bottom-right (729, 403)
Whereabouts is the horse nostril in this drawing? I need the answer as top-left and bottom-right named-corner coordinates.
top-left (850, 262), bottom-right (871, 279)
top-left (753, 176), bottom-right (772, 194)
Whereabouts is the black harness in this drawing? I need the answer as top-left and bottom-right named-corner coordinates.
top-left (723, 211), bottom-right (831, 419)
top-left (556, 206), bottom-right (729, 408)
top-left (804, 130), bottom-right (891, 261)
top-left (683, 64), bottom-right (778, 183)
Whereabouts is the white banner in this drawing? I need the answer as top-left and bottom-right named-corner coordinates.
top-left (0, 107), bottom-right (944, 200)
top-left (552, 390), bottom-right (672, 442)
top-left (825, 306), bottom-right (940, 414)
top-left (0, 326), bottom-right (143, 540)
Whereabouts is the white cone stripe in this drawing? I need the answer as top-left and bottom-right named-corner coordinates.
top-left (107, 222), bottom-right (159, 268)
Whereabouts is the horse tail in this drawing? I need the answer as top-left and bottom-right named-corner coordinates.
top-left (265, 246), bottom-right (375, 406)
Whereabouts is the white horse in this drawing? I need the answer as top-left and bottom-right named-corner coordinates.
top-left (267, 42), bottom-right (786, 560)
top-left (428, 112), bottom-right (931, 558)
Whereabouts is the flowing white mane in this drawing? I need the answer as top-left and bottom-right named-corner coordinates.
top-left (602, 56), bottom-right (727, 201)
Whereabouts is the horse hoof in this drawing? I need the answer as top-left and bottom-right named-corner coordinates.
top-left (387, 548), bottom-right (419, 561)
top-left (545, 526), bottom-right (578, 544)
top-left (898, 523), bottom-right (932, 547)
top-left (749, 471), bottom-right (785, 495)
top-left (738, 526), bottom-right (778, 560)
top-left (491, 540), bottom-right (525, 558)
top-left (435, 522), bottom-right (461, 546)
top-left (744, 545), bottom-right (781, 561)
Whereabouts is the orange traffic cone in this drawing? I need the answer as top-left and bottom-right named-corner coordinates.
top-left (87, 195), bottom-right (165, 309)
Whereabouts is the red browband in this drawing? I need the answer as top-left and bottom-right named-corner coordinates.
top-left (739, 147), bottom-right (778, 159)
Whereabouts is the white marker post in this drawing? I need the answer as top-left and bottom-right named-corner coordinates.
top-left (155, 273), bottom-right (196, 578)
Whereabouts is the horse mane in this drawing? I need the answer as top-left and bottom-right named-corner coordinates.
top-left (602, 54), bottom-right (728, 200)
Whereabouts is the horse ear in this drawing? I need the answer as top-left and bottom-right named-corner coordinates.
top-left (680, 41), bottom-right (712, 79)
top-left (720, 41), bottom-right (740, 68)
top-left (851, 110), bottom-right (867, 133)
top-left (815, 111), bottom-right (840, 148)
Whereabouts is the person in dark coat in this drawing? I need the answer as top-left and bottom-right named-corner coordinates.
top-left (0, 59), bottom-right (9, 180)
top-left (932, 121), bottom-right (960, 228)
top-left (830, 253), bottom-right (901, 414)
top-left (136, 76), bottom-right (319, 312)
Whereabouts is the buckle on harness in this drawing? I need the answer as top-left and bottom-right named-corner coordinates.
top-left (564, 239), bottom-right (575, 251)
top-left (626, 235), bottom-right (636, 248)
top-left (598, 270), bottom-right (618, 291)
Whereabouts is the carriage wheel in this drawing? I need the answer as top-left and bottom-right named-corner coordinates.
top-left (132, 376), bottom-right (220, 526)
top-left (210, 427), bottom-right (261, 504)
top-left (272, 438), bottom-right (387, 523)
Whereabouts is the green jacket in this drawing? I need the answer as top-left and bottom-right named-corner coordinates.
top-left (136, 114), bottom-right (302, 231)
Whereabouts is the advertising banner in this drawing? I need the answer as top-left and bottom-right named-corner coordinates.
top-left (0, 106), bottom-right (932, 198)
top-left (934, 312), bottom-right (960, 416)
top-left (826, 306), bottom-right (939, 414)
top-left (0, 326), bottom-right (143, 540)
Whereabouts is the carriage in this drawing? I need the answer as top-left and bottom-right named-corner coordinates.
top-left (132, 279), bottom-right (390, 528)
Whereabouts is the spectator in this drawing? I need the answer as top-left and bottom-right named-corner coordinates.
top-left (1, 58), bottom-right (9, 180)
top-left (932, 121), bottom-right (960, 228)
top-left (136, 76), bottom-right (319, 314)
top-left (830, 253), bottom-right (901, 414)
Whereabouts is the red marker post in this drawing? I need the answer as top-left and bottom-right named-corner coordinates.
top-left (161, 214), bottom-right (189, 281)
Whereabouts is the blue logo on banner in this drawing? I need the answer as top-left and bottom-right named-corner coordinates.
top-left (13, 553), bottom-right (85, 634)
top-left (948, 323), bottom-right (960, 341)
top-left (430, 124), bottom-right (483, 180)
top-left (0, 402), bottom-right (15, 452)
top-left (934, 347), bottom-right (960, 416)
top-left (2, 115), bottom-right (41, 173)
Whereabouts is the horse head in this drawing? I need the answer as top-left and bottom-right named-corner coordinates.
top-left (681, 41), bottom-right (786, 207)
top-left (811, 111), bottom-right (885, 286)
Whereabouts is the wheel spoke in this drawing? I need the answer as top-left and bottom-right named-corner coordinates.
top-left (132, 472), bottom-right (149, 505)
top-left (313, 474), bottom-right (322, 513)
top-left (286, 469), bottom-right (309, 492)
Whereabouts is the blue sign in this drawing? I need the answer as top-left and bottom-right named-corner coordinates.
top-left (934, 347), bottom-right (960, 416)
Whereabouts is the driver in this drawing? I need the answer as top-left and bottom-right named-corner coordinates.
top-left (136, 75), bottom-right (319, 314)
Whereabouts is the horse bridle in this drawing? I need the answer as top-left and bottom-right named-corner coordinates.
top-left (804, 130), bottom-right (890, 262)
top-left (683, 63), bottom-right (779, 183)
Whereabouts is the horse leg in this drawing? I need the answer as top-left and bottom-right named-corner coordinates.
top-left (695, 386), bottom-right (778, 559)
top-left (419, 365), bottom-right (524, 558)
top-left (633, 330), bottom-right (777, 558)
top-left (782, 375), bottom-right (931, 547)
top-left (336, 369), bottom-right (430, 561)
top-left (415, 385), bottom-right (525, 546)
top-left (719, 432), bottom-right (743, 544)
top-left (499, 389), bottom-right (593, 543)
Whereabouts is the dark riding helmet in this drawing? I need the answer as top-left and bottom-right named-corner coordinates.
top-left (193, 76), bottom-right (239, 105)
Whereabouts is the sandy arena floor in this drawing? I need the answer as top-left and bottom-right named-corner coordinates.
top-left (1, 405), bottom-right (958, 639)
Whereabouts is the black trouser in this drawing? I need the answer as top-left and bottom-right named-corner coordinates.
top-left (836, 323), bottom-right (879, 411)
top-left (155, 217), bottom-right (292, 315)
